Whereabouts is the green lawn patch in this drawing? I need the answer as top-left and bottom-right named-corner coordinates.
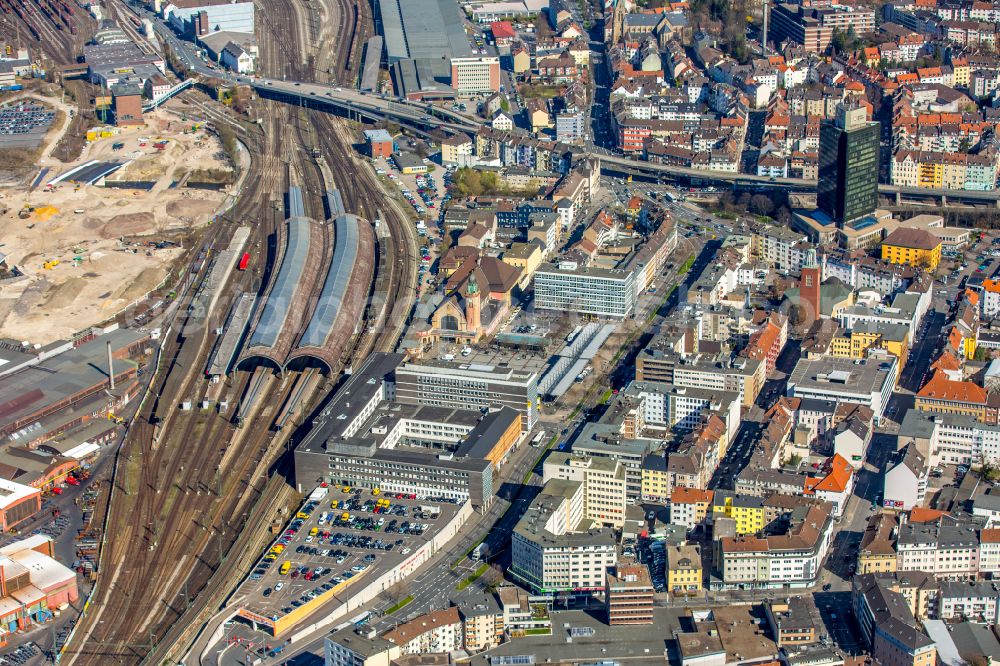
top-left (525, 627), bottom-right (551, 635)
top-left (677, 255), bottom-right (695, 275)
top-left (457, 562), bottom-right (489, 590)
top-left (600, 388), bottom-right (613, 404)
top-left (385, 595), bottom-right (414, 615)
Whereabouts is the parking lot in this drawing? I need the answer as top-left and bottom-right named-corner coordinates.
top-left (371, 155), bottom-right (450, 300)
top-left (235, 486), bottom-right (461, 635)
top-left (0, 101), bottom-right (56, 147)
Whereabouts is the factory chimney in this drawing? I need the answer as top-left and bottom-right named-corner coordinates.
top-left (107, 341), bottom-right (115, 391)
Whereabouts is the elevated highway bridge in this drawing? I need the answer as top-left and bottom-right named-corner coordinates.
top-left (245, 76), bottom-right (1000, 208)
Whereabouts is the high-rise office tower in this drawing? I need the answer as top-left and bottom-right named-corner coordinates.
top-left (818, 103), bottom-right (880, 225)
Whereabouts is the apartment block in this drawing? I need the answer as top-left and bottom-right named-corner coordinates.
top-left (509, 479), bottom-right (618, 593)
top-left (853, 574), bottom-right (937, 666)
top-left (635, 341), bottom-right (765, 408)
top-left (713, 500), bottom-right (834, 590)
top-left (542, 453), bottom-right (628, 528)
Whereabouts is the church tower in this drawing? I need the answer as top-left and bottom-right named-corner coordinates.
top-left (464, 274), bottom-right (482, 337)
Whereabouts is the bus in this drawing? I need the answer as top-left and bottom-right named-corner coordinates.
top-left (664, 191), bottom-right (677, 202)
top-left (531, 430), bottom-right (545, 447)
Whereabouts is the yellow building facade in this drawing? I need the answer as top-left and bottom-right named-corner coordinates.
top-left (666, 544), bottom-right (702, 594)
top-left (881, 228), bottom-right (942, 271)
top-left (640, 459), bottom-right (670, 503)
top-left (712, 493), bottom-right (765, 536)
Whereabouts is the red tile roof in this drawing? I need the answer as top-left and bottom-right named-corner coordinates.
top-left (981, 528), bottom-right (1000, 543)
top-left (931, 353), bottom-right (961, 372)
top-left (490, 21), bottom-right (517, 39)
top-left (917, 369), bottom-right (987, 403)
top-left (671, 487), bottom-right (714, 504)
top-left (908, 507), bottom-right (946, 523)
top-left (813, 454), bottom-right (853, 493)
top-left (743, 322), bottom-right (781, 362)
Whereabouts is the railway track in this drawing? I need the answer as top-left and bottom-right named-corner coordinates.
top-left (64, 0), bottom-right (418, 660)
top-left (0, 0), bottom-right (92, 65)
top-left (61, 100), bottom-right (298, 664)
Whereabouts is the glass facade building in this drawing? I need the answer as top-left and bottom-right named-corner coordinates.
top-left (818, 108), bottom-right (880, 224)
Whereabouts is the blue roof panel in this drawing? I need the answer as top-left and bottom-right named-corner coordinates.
top-left (298, 214), bottom-right (361, 349)
top-left (247, 216), bottom-right (311, 349)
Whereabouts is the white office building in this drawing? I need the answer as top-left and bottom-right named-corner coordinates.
top-left (623, 380), bottom-right (741, 442)
top-left (898, 410), bottom-right (1000, 468)
top-left (450, 56), bottom-right (500, 97)
top-left (787, 355), bottom-right (898, 423)
top-left (534, 262), bottom-right (637, 318)
top-left (542, 453), bottom-right (628, 528)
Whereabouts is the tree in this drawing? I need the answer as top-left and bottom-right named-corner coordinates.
top-left (386, 580), bottom-right (409, 602)
top-left (231, 86), bottom-right (253, 115)
top-left (788, 303), bottom-right (809, 328)
top-left (749, 194), bottom-right (774, 216)
top-left (481, 171), bottom-right (499, 192)
top-left (831, 27), bottom-right (859, 54)
top-left (215, 123), bottom-right (238, 167)
top-left (483, 563), bottom-right (506, 591)
top-left (915, 253), bottom-right (936, 273)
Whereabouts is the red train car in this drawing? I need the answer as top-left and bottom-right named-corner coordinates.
top-left (238, 252), bottom-right (250, 270)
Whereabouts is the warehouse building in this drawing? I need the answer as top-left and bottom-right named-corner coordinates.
top-left (0, 480), bottom-right (41, 532)
top-left (377, 0), bottom-right (472, 97)
top-left (0, 535), bottom-right (79, 642)
top-left (377, 0), bottom-right (470, 65)
top-left (82, 41), bottom-right (166, 88)
top-left (0, 328), bottom-right (149, 447)
top-left (161, 0), bottom-right (255, 35)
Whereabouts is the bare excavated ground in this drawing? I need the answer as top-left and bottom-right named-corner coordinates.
top-left (0, 103), bottom-right (235, 343)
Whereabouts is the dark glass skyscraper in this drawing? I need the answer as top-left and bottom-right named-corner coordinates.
top-left (818, 104), bottom-right (880, 225)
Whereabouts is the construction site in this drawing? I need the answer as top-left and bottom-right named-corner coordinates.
top-left (0, 105), bottom-right (234, 344)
